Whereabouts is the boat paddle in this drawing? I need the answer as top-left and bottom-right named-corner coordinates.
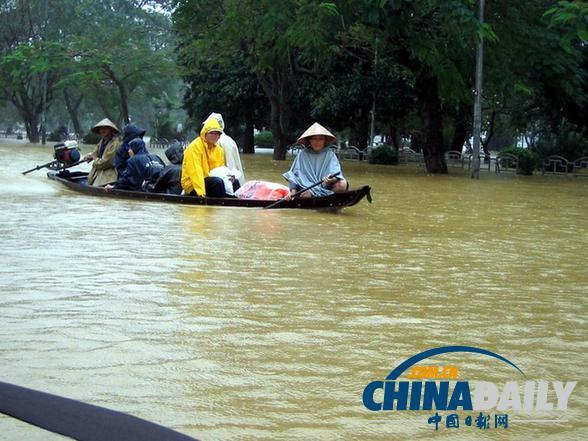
top-left (0, 381), bottom-right (198, 441)
top-left (264, 171), bottom-right (341, 209)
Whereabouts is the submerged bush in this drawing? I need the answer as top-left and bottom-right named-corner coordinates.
top-left (369, 145), bottom-right (399, 165)
top-left (502, 147), bottom-right (540, 175)
top-left (254, 131), bottom-right (274, 148)
top-left (535, 120), bottom-right (588, 160)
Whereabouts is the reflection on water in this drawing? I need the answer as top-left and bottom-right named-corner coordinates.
top-left (0, 141), bottom-right (587, 440)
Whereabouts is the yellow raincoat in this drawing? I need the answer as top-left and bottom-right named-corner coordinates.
top-left (181, 118), bottom-right (226, 196)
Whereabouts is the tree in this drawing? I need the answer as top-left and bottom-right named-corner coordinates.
top-left (174, 0), bottom-right (344, 159)
top-left (172, 0), bottom-right (586, 171)
top-left (69, 0), bottom-right (176, 125)
top-left (177, 49), bottom-right (266, 153)
top-left (0, 41), bottom-right (69, 143)
top-left (0, 0), bottom-right (178, 141)
top-left (0, 0), bottom-right (72, 142)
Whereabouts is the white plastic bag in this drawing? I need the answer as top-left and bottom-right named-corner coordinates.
top-left (209, 166), bottom-right (243, 196)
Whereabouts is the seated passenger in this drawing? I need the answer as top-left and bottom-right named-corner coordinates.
top-left (113, 124), bottom-right (146, 177)
top-left (108, 138), bottom-right (164, 192)
top-left (181, 118), bottom-right (227, 197)
top-left (283, 122), bottom-right (347, 198)
top-left (148, 141), bottom-right (184, 195)
top-left (84, 118), bottom-right (121, 186)
top-left (205, 112), bottom-right (246, 187)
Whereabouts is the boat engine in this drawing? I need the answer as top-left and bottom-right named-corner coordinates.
top-left (51, 141), bottom-right (81, 170)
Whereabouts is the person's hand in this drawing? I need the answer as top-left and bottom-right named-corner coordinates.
top-left (285, 191), bottom-right (295, 201)
top-left (228, 175), bottom-right (236, 183)
top-left (322, 175), bottom-right (338, 186)
top-left (84, 152), bottom-right (95, 162)
top-left (104, 184), bottom-right (114, 192)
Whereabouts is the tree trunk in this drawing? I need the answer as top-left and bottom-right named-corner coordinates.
top-left (26, 120), bottom-right (40, 143)
top-left (480, 110), bottom-right (496, 156)
top-left (257, 67), bottom-right (292, 160)
top-left (63, 89), bottom-right (84, 139)
top-left (267, 95), bottom-right (291, 160)
top-left (270, 112), bottom-right (288, 159)
top-left (410, 133), bottom-right (422, 152)
top-left (7, 86), bottom-right (42, 143)
top-left (349, 103), bottom-right (371, 151)
top-left (95, 94), bottom-right (117, 126)
top-left (103, 65), bottom-right (130, 124)
top-left (390, 127), bottom-right (401, 151)
top-left (450, 106), bottom-right (470, 152)
top-left (22, 111), bottom-right (40, 143)
top-left (358, 109), bottom-right (370, 151)
top-left (243, 112), bottom-right (255, 154)
top-left (114, 79), bottom-right (130, 124)
top-left (415, 71), bottom-right (447, 174)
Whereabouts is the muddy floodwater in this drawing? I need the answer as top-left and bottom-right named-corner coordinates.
top-left (0, 140), bottom-right (587, 440)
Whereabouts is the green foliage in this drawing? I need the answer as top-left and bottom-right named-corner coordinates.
top-left (254, 131), bottom-right (274, 148)
top-left (83, 131), bottom-right (101, 145)
top-left (544, 1), bottom-right (588, 47)
top-left (153, 117), bottom-right (176, 140)
top-left (501, 147), bottom-right (540, 175)
top-left (368, 145), bottom-right (399, 165)
top-left (66, 1), bottom-right (177, 124)
top-left (171, 0), bottom-right (588, 168)
top-left (0, 39), bottom-right (70, 141)
top-left (535, 120), bottom-right (588, 160)
top-left (0, 0), bottom-right (177, 141)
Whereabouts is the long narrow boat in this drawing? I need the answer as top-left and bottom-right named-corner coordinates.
top-left (47, 171), bottom-right (371, 210)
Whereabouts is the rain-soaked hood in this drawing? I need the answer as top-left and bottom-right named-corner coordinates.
top-left (122, 124), bottom-right (146, 145)
top-left (199, 118), bottom-right (223, 147)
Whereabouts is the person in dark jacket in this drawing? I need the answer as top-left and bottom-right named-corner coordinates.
top-left (113, 124), bottom-right (146, 177)
top-left (107, 138), bottom-right (165, 191)
top-left (148, 141), bottom-right (184, 194)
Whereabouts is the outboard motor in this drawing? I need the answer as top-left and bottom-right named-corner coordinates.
top-left (22, 140), bottom-right (84, 175)
top-left (51, 141), bottom-right (81, 169)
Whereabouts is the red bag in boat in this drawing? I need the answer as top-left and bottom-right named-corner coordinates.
top-left (235, 180), bottom-right (290, 200)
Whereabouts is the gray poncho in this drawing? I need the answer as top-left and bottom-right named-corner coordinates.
top-left (283, 147), bottom-right (344, 197)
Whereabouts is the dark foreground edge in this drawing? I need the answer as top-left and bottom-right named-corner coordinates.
top-left (0, 381), bottom-right (198, 441)
top-left (48, 171), bottom-right (371, 210)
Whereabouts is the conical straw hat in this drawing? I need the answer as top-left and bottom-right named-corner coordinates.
top-left (296, 122), bottom-right (337, 145)
top-left (91, 118), bottom-right (120, 134)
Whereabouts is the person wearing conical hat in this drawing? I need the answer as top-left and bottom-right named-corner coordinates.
top-left (85, 118), bottom-right (121, 186)
top-left (283, 122), bottom-right (347, 198)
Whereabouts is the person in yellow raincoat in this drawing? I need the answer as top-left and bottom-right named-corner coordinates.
top-left (181, 118), bottom-right (227, 197)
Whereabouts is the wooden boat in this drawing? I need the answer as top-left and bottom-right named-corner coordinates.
top-left (47, 171), bottom-right (371, 210)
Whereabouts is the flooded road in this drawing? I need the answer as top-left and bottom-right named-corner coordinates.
top-left (0, 140), bottom-right (587, 440)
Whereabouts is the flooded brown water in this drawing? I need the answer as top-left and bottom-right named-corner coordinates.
top-left (0, 140), bottom-right (587, 440)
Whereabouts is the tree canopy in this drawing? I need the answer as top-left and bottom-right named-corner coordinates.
top-left (0, 0), bottom-right (585, 174)
top-left (173, 0), bottom-right (587, 171)
top-left (0, 0), bottom-right (178, 142)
